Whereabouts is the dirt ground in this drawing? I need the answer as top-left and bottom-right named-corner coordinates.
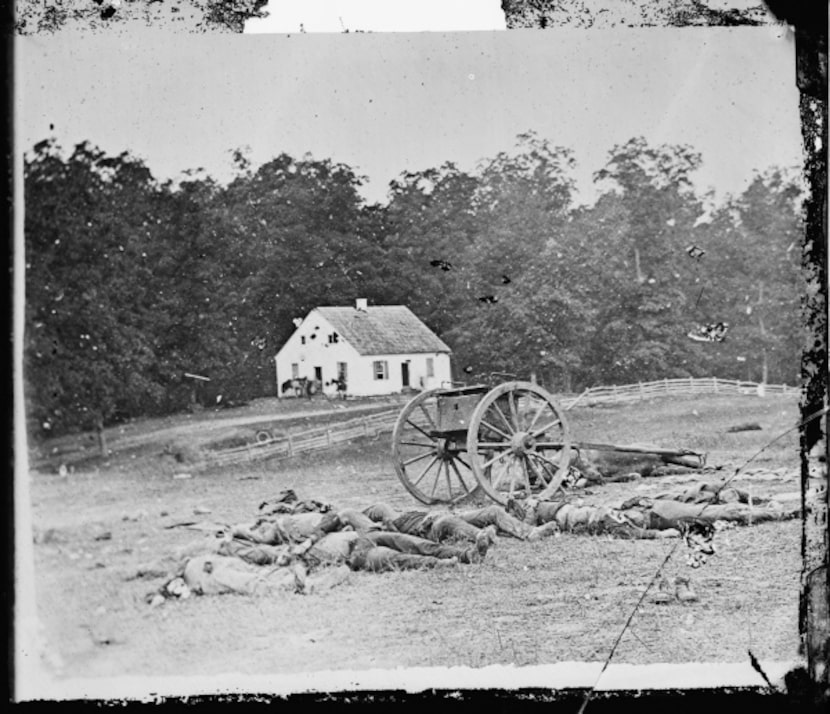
top-left (32, 393), bottom-right (412, 470)
top-left (24, 393), bottom-right (804, 684)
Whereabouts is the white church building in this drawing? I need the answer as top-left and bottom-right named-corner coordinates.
top-left (275, 299), bottom-right (453, 397)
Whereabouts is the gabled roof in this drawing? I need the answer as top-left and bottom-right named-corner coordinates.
top-left (314, 305), bottom-right (451, 356)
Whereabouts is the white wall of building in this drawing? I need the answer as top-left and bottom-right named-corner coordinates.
top-left (274, 311), bottom-right (452, 397)
top-left (416, 352), bottom-right (453, 391)
top-left (275, 311), bottom-right (360, 395)
top-left (348, 351), bottom-right (452, 396)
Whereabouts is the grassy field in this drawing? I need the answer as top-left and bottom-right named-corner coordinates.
top-left (26, 392), bottom-right (804, 682)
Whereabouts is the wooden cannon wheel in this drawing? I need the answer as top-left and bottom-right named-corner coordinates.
top-left (466, 381), bottom-right (572, 506)
top-left (391, 388), bottom-right (482, 505)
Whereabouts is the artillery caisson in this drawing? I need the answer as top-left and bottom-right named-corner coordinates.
top-left (391, 380), bottom-right (572, 506)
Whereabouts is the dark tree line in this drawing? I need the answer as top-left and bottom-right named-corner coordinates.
top-left (24, 133), bottom-right (805, 437)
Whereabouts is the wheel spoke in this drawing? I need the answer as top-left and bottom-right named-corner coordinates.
top-left (455, 454), bottom-right (473, 470)
top-left (527, 451), bottom-right (551, 473)
top-left (521, 455), bottom-right (534, 494)
top-left (517, 392), bottom-right (532, 431)
top-left (399, 440), bottom-right (436, 448)
top-left (477, 441), bottom-right (511, 449)
top-left (418, 404), bottom-right (437, 432)
top-left (403, 451), bottom-right (435, 467)
top-left (482, 449), bottom-right (511, 472)
top-left (525, 453), bottom-right (549, 485)
top-left (526, 398), bottom-right (547, 434)
top-left (507, 455), bottom-right (523, 498)
top-left (443, 460), bottom-right (454, 496)
top-left (491, 401), bottom-right (515, 434)
top-left (490, 459), bottom-right (510, 490)
top-left (412, 454), bottom-right (440, 488)
top-left (406, 419), bottom-right (433, 440)
top-left (479, 419), bottom-right (511, 441)
top-left (530, 418), bottom-right (562, 439)
top-left (449, 458), bottom-right (472, 493)
top-left (533, 453), bottom-right (571, 500)
top-left (529, 450), bottom-right (565, 473)
top-left (429, 461), bottom-right (442, 498)
top-left (508, 392), bottom-right (520, 432)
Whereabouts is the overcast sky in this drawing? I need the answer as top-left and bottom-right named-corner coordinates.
top-left (18, 26), bottom-right (801, 207)
top-left (245, 0), bottom-right (508, 32)
top-left (243, 0), bottom-right (766, 33)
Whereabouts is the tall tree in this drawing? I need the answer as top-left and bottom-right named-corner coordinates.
top-left (695, 169), bottom-right (804, 384)
top-left (384, 162), bottom-right (484, 337)
top-left (436, 133), bottom-right (578, 383)
top-left (208, 152), bottom-right (375, 396)
top-left (582, 138), bottom-right (707, 383)
top-left (25, 141), bottom-right (167, 439)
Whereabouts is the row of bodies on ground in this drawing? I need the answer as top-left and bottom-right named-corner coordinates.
top-left (139, 462), bottom-right (800, 606)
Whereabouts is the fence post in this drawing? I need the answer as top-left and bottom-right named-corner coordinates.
top-left (688, 376), bottom-right (694, 391)
top-left (664, 378), bottom-right (669, 393)
top-left (287, 435), bottom-right (294, 456)
top-left (713, 376), bottom-right (718, 393)
top-left (639, 382), bottom-right (644, 401)
top-left (363, 417), bottom-right (369, 436)
top-left (612, 385), bottom-right (618, 402)
top-left (326, 428), bottom-right (333, 446)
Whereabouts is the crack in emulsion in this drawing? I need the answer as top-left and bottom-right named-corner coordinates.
top-left (577, 405), bottom-right (829, 713)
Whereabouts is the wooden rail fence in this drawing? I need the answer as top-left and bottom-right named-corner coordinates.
top-left (195, 377), bottom-right (797, 470)
top-left (560, 376), bottom-right (797, 409)
top-left (197, 408), bottom-right (401, 470)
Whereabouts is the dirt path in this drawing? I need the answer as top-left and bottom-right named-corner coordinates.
top-left (105, 401), bottom-right (404, 449)
top-left (32, 395), bottom-right (412, 467)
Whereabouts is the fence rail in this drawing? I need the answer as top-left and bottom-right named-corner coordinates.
top-left (194, 408), bottom-right (402, 470)
top-left (194, 377), bottom-right (797, 471)
top-left (559, 376), bottom-right (797, 409)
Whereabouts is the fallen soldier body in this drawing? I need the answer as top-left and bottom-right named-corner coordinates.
top-left (176, 528), bottom-right (489, 599)
top-left (568, 445), bottom-right (704, 484)
top-left (228, 510), bottom-right (338, 546)
top-left (256, 489), bottom-right (332, 517)
top-left (361, 502), bottom-right (539, 542)
top-left (158, 498), bottom-right (496, 572)
top-left (651, 481), bottom-right (785, 506)
top-left (228, 502), bottom-right (516, 551)
top-left (519, 499), bottom-right (679, 539)
top-left (518, 485), bottom-right (800, 538)
top-left (299, 528), bottom-right (491, 570)
top-left (155, 517), bottom-right (493, 602)
top-left (619, 493), bottom-right (800, 529)
top-left (180, 554), bottom-right (351, 598)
